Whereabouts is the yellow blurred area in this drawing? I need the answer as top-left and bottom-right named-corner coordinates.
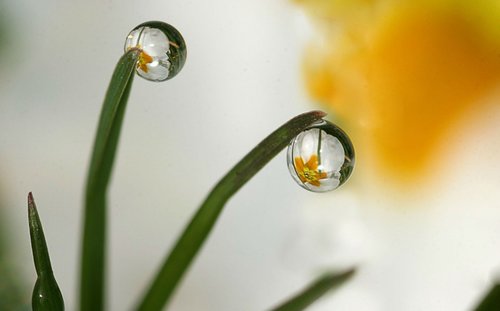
top-left (295, 0), bottom-right (500, 183)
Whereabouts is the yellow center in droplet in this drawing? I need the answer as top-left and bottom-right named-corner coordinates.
top-left (295, 155), bottom-right (328, 187)
top-left (137, 51), bottom-right (153, 73)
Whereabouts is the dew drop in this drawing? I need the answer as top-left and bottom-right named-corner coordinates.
top-left (124, 21), bottom-right (187, 82)
top-left (287, 120), bottom-right (355, 192)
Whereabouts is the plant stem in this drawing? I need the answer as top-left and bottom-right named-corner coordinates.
top-left (79, 49), bottom-right (139, 311)
top-left (317, 128), bottom-right (322, 165)
top-left (136, 110), bottom-right (327, 311)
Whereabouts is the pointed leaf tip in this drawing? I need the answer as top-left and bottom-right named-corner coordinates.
top-left (28, 192), bottom-right (34, 207)
top-left (27, 192), bottom-right (65, 310)
top-left (313, 110), bottom-right (327, 118)
top-left (296, 110), bottom-right (327, 121)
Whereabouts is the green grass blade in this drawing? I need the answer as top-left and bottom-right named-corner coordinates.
top-left (136, 110), bottom-right (327, 311)
top-left (80, 49), bottom-right (139, 311)
top-left (28, 192), bottom-right (64, 311)
top-left (474, 283), bottom-right (500, 311)
top-left (269, 269), bottom-right (355, 311)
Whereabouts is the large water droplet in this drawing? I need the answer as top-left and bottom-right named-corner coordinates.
top-left (124, 21), bottom-right (187, 82)
top-left (287, 120), bottom-right (355, 192)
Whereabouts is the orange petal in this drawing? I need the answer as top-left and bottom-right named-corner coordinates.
top-left (318, 172), bottom-right (328, 180)
top-left (142, 52), bottom-right (153, 63)
top-left (298, 174), bottom-right (307, 183)
top-left (138, 51), bottom-right (153, 73)
top-left (294, 157), bottom-right (305, 172)
top-left (305, 154), bottom-right (319, 170)
top-left (138, 63), bottom-right (148, 73)
top-left (309, 180), bottom-right (321, 187)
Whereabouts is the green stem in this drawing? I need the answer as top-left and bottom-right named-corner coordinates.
top-left (269, 269), bottom-right (355, 311)
top-left (317, 128), bottom-right (322, 165)
top-left (79, 49), bottom-right (139, 311)
top-left (28, 192), bottom-right (65, 311)
top-left (136, 110), bottom-right (327, 311)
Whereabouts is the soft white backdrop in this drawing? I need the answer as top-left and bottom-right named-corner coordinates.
top-left (1, 1), bottom-right (500, 310)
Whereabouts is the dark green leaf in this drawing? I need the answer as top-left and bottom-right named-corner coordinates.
top-left (136, 110), bottom-right (327, 311)
top-left (474, 283), bottom-right (500, 311)
top-left (28, 192), bottom-right (64, 311)
top-left (269, 269), bottom-right (355, 311)
top-left (79, 49), bottom-right (139, 311)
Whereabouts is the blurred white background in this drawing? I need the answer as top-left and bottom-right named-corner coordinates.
top-left (1, 0), bottom-right (500, 310)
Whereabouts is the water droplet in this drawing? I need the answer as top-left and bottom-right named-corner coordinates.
top-left (124, 21), bottom-right (187, 82)
top-left (287, 120), bottom-right (355, 192)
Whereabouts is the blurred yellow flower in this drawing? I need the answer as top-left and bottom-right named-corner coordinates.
top-left (295, 0), bottom-right (500, 184)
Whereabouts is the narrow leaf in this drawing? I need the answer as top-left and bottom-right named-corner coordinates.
top-left (136, 110), bottom-right (327, 311)
top-left (474, 283), bottom-right (500, 311)
top-left (28, 192), bottom-right (64, 311)
top-left (269, 269), bottom-right (355, 311)
top-left (79, 49), bottom-right (139, 311)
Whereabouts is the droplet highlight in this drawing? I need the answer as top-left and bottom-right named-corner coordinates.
top-left (287, 120), bottom-right (355, 192)
top-left (124, 21), bottom-right (187, 82)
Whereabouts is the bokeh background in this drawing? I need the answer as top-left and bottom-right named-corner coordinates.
top-left (1, 0), bottom-right (500, 310)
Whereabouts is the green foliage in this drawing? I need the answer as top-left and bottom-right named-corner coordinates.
top-left (28, 193), bottom-right (64, 311)
top-left (19, 29), bottom-right (499, 311)
top-left (474, 283), bottom-right (500, 311)
top-left (72, 44), bottom-right (345, 311)
top-left (270, 269), bottom-right (355, 311)
top-left (136, 110), bottom-right (327, 311)
top-left (80, 49), bottom-right (140, 311)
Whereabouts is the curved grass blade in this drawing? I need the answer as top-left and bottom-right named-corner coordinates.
top-left (269, 269), bottom-right (355, 311)
top-left (474, 283), bottom-right (500, 311)
top-left (136, 110), bottom-right (327, 311)
top-left (28, 192), bottom-right (64, 311)
top-left (80, 49), bottom-right (140, 311)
